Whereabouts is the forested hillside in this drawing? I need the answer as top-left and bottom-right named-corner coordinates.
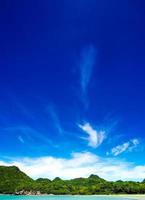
top-left (0, 166), bottom-right (145, 195)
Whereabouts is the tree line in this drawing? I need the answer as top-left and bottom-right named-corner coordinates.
top-left (0, 166), bottom-right (145, 195)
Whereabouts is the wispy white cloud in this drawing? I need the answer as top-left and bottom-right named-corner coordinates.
top-left (79, 45), bottom-right (96, 94)
top-left (47, 104), bottom-right (63, 135)
top-left (108, 138), bottom-right (140, 156)
top-left (110, 142), bottom-right (130, 156)
top-left (129, 139), bottom-right (140, 151)
top-left (1, 151), bottom-right (145, 181)
top-left (78, 45), bottom-right (96, 108)
top-left (78, 123), bottom-right (106, 148)
top-left (3, 126), bottom-right (54, 148)
top-left (18, 135), bottom-right (24, 144)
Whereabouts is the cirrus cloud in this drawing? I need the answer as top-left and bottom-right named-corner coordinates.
top-left (107, 138), bottom-right (140, 156)
top-left (78, 45), bottom-right (97, 108)
top-left (78, 123), bottom-right (106, 148)
top-left (79, 45), bottom-right (96, 94)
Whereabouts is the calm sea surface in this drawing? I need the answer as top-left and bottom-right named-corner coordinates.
top-left (0, 196), bottom-right (134, 200)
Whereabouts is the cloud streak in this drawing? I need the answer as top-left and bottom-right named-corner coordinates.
top-left (78, 45), bottom-right (96, 108)
top-left (1, 151), bottom-right (145, 181)
top-left (79, 45), bottom-right (96, 94)
top-left (108, 139), bottom-right (140, 156)
top-left (18, 135), bottom-right (25, 144)
top-left (3, 126), bottom-right (54, 149)
top-left (47, 104), bottom-right (63, 135)
top-left (78, 123), bottom-right (106, 148)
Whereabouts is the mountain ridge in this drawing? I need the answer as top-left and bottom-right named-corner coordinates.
top-left (0, 165), bottom-right (145, 195)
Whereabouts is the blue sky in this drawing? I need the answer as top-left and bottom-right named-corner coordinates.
top-left (0, 0), bottom-right (145, 180)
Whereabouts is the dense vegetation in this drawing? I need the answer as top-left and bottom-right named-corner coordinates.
top-left (0, 165), bottom-right (145, 195)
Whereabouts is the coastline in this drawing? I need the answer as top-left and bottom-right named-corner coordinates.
top-left (113, 195), bottom-right (145, 199)
top-left (0, 194), bottom-right (145, 199)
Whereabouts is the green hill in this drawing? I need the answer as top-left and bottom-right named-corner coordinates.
top-left (0, 165), bottom-right (145, 195)
top-left (0, 166), bottom-right (34, 194)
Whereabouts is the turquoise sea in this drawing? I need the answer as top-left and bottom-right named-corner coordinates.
top-left (0, 196), bottom-right (135, 200)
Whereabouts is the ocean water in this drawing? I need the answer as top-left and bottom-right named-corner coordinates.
top-left (0, 196), bottom-right (134, 200)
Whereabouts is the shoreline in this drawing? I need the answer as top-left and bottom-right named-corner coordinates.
top-left (0, 194), bottom-right (145, 199)
top-left (107, 195), bottom-right (145, 199)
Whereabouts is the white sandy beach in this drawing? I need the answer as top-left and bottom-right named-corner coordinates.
top-left (113, 195), bottom-right (145, 200)
top-left (89, 195), bottom-right (145, 200)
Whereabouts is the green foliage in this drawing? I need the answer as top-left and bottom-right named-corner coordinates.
top-left (0, 165), bottom-right (145, 195)
top-left (0, 166), bottom-right (34, 193)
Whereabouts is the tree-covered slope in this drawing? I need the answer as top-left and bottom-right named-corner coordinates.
top-left (0, 165), bottom-right (145, 195)
top-left (0, 166), bottom-right (34, 193)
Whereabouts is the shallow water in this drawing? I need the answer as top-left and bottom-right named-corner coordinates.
top-left (0, 196), bottom-right (134, 200)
